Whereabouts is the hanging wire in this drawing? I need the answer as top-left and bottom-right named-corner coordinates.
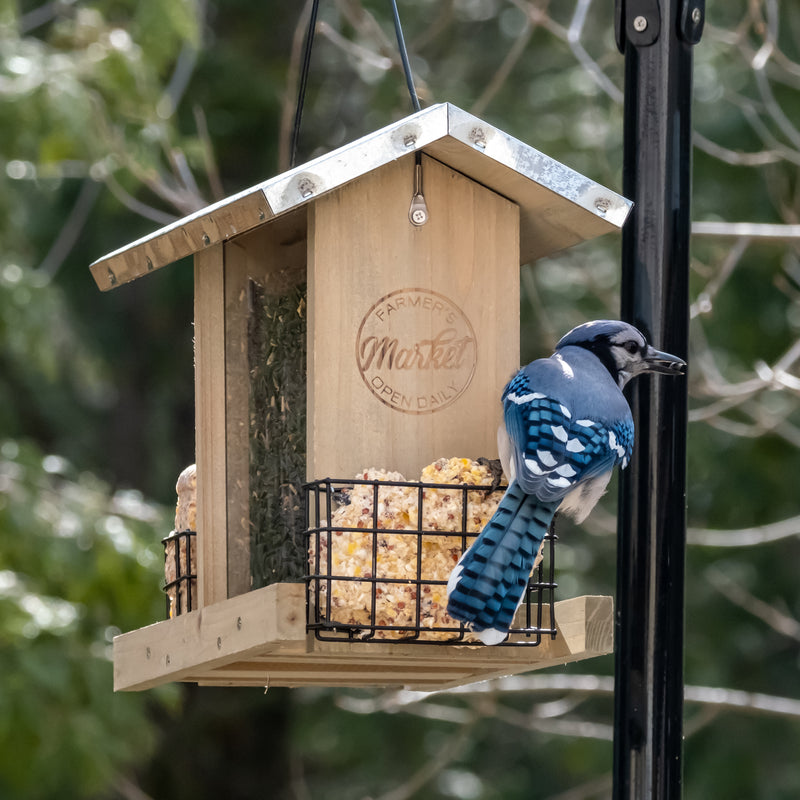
top-left (390, 0), bottom-right (421, 113)
top-left (290, 1), bottom-right (421, 170)
top-left (290, 0), bottom-right (320, 169)
top-left (390, 0), bottom-right (424, 201)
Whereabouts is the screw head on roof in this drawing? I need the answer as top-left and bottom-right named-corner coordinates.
top-left (298, 177), bottom-right (315, 199)
top-left (594, 197), bottom-right (612, 216)
top-left (470, 128), bottom-right (487, 149)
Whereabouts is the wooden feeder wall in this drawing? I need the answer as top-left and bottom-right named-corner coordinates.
top-left (199, 152), bottom-right (522, 606)
top-left (92, 104), bottom-right (630, 691)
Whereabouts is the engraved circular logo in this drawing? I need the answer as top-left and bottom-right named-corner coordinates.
top-left (355, 288), bottom-right (477, 415)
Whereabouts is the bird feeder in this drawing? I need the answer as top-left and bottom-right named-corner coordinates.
top-left (94, 103), bottom-right (628, 691)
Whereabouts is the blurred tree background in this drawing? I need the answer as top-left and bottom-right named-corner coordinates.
top-left (2, 0), bottom-right (800, 798)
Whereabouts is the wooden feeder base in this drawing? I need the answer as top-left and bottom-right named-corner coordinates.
top-left (113, 585), bottom-right (613, 691)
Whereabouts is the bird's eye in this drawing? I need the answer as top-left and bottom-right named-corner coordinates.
top-left (623, 341), bottom-right (639, 354)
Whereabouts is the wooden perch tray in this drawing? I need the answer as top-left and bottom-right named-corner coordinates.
top-left (113, 585), bottom-right (613, 691)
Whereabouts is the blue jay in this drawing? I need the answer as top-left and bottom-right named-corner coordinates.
top-left (446, 320), bottom-right (685, 644)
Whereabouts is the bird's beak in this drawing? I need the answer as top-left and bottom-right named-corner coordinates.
top-left (643, 345), bottom-right (686, 376)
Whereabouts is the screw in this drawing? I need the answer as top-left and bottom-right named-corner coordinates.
top-left (258, 209), bottom-right (266, 221)
top-left (594, 197), bottom-right (611, 216)
top-left (236, 617), bottom-right (243, 630)
top-left (470, 128), bottom-right (487, 149)
top-left (298, 178), bottom-right (315, 198)
top-left (217, 636), bottom-right (222, 649)
top-left (107, 267), bottom-right (117, 286)
top-left (145, 256), bottom-right (153, 271)
top-left (146, 647), bottom-right (151, 660)
top-left (691, 6), bottom-right (701, 24)
top-left (165, 654), bottom-right (170, 665)
top-left (633, 15), bottom-right (648, 32)
top-left (403, 134), bottom-right (416, 148)
top-left (411, 208), bottom-right (428, 225)
top-left (202, 233), bottom-right (210, 245)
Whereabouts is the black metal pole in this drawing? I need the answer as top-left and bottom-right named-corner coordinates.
top-left (613, 1), bottom-right (702, 798)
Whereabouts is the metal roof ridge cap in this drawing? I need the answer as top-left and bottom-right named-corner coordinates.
top-left (261, 103), bottom-right (452, 215)
top-left (443, 104), bottom-right (632, 227)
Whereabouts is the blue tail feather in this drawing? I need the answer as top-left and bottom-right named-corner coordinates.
top-left (446, 481), bottom-right (557, 644)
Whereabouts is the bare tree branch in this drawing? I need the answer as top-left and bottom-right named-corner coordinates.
top-left (735, 93), bottom-right (800, 166)
top-left (687, 514), bottom-right (800, 547)
top-left (335, 672), bottom-right (800, 767)
top-left (692, 221), bottom-right (800, 240)
top-left (335, 0), bottom-right (433, 105)
top-left (36, 178), bottom-right (102, 280)
top-left (372, 715), bottom-right (478, 800)
top-left (753, 60), bottom-right (800, 151)
top-left (102, 172), bottom-right (178, 225)
top-left (336, 0), bottom-right (395, 55)
top-left (113, 777), bottom-right (156, 800)
top-left (693, 130), bottom-right (783, 166)
top-left (410, 0), bottom-right (455, 51)
top-left (566, 0), bottom-right (624, 103)
top-left (707, 566), bottom-right (800, 641)
top-left (193, 105), bottom-right (225, 201)
top-left (365, 672), bottom-right (800, 721)
top-left (544, 774), bottom-right (612, 800)
top-left (690, 235), bottom-right (750, 318)
top-left (157, 34), bottom-right (202, 121)
top-left (470, 10), bottom-right (536, 117)
top-left (521, 262), bottom-right (561, 350)
top-left (18, 1), bottom-right (65, 34)
top-left (689, 317), bottom-right (768, 399)
top-left (317, 20), bottom-right (393, 72)
top-left (495, 702), bottom-right (614, 741)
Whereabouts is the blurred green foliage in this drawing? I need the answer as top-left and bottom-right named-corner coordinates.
top-left (0, 438), bottom-right (178, 799)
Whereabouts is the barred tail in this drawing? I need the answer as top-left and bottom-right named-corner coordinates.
top-left (446, 481), bottom-right (557, 645)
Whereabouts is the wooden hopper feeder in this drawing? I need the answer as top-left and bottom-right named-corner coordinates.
top-left (93, 103), bottom-right (629, 691)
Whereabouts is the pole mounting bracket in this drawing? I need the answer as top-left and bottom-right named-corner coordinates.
top-left (678, 0), bottom-right (705, 45)
top-left (616, 0), bottom-right (704, 52)
top-left (615, 0), bottom-right (661, 53)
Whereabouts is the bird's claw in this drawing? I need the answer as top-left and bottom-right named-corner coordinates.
top-left (477, 457), bottom-right (505, 494)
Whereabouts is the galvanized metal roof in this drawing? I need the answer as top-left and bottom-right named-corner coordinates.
top-left (90, 102), bottom-right (631, 291)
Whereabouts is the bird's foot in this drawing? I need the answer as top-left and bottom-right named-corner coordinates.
top-left (477, 457), bottom-right (505, 494)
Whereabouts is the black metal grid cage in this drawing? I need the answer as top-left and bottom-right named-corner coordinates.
top-left (304, 477), bottom-right (557, 646)
top-left (162, 530), bottom-right (197, 617)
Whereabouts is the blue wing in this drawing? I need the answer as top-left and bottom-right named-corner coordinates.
top-left (503, 370), bottom-right (633, 503)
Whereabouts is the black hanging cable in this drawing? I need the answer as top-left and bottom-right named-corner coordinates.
top-left (391, 0), bottom-right (427, 226)
top-left (290, 0), bottom-right (320, 169)
top-left (291, 1), bottom-right (420, 171)
top-left (390, 0), bottom-right (421, 113)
